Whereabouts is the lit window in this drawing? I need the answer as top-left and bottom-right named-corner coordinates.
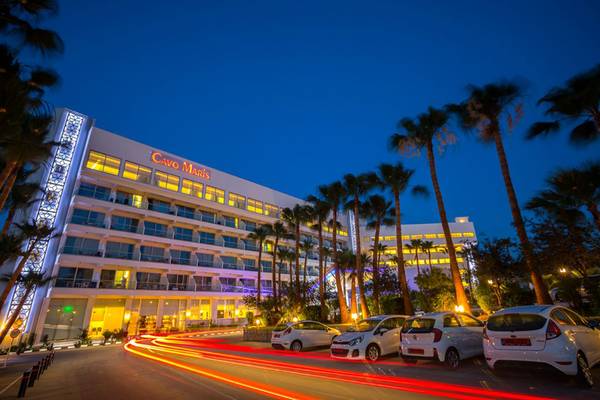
top-left (122, 161), bottom-right (152, 183)
top-left (264, 204), bottom-right (279, 217)
top-left (181, 179), bottom-right (203, 198)
top-left (86, 151), bottom-right (120, 175)
top-left (154, 171), bottom-right (180, 192)
top-left (425, 233), bottom-right (437, 239)
top-left (411, 234), bottom-right (423, 239)
top-left (228, 193), bottom-right (246, 209)
top-left (205, 186), bottom-right (225, 204)
top-left (436, 233), bottom-right (445, 239)
top-left (451, 233), bottom-right (463, 238)
top-left (401, 235), bottom-right (410, 240)
top-left (463, 232), bottom-right (475, 238)
top-left (247, 198), bottom-right (263, 214)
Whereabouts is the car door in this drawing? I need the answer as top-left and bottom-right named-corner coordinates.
top-left (443, 314), bottom-right (466, 356)
top-left (456, 313), bottom-right (484, 357)
top-left (376, 318), bottom-right (401, 355)
top-left (564, 309), bottom-right (600, 365)
top-left (299, 322), bottom-right (318, 347)
top-left (313, 322), bottom-right (331, 346)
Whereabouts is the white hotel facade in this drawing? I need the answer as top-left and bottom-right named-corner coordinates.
top-left (1, 109), bottom-right (476, 342)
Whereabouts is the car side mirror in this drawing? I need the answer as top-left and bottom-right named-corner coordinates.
top-left (587, 320), bottom-right (600, 330)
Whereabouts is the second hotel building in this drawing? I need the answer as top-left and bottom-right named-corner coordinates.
top-left (27, 109), bottom-right (350, 341)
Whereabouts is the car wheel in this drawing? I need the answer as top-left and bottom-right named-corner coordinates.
top-left (366, 344), bottom-right (380, 362)
top-left (290, 340), bottom-right (303, 352)
top-left (444, 348), bottom-right (460, 369)
top-left (401, 356), bottom-right (417, 364)
top-left (576, 352), bottom-right (594, 387)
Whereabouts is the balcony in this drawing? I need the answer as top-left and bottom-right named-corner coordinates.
top-left (104, 251), bottom-right (134, 260)
top-left (170, 256), bottom-right (192, 266)
top-left (62, 247), bottom-right (103, 257)
top-left (136, 282), bottom-right (168, 290)
top-left (98, 280), bottom-right (130, 289)
top-left (139, 254), bottom-right (170, 263)
top-left (54, 278), bottom-right (98, 288)
top-left (70, 218), bottom-right (106, 229)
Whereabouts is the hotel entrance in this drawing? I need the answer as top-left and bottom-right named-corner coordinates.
top-left (88, 298), bottom-right (126, 337)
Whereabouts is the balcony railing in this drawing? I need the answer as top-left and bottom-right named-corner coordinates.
top-left (70, 218), bottom-right (106, 228)
top-left (55, 278), bottom-right (275, 293)
top-left (62, 247), bottom-right (103, 257)
top-left (54, 278), bottom-right (98, 288)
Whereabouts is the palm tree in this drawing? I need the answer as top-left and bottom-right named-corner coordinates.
top-left (449, 83), bottom-right (552, 304)
top-left (527, 162), bottom-right (600, 232)
top-left (318, 182), bottom-right (350, 322)
top-left (362, 194), bottom-right (394, 315)
top-left (390, 107), bottom-right (471, 312)
top-left (300, 238), bottom-right (314, 290)
top-left (0, 271), bottom-right (53, 344)
top-left (405, 239), bottom-right (424, 276)
top-left (342, 173), bottom-right (377, 318)
top-left (268, 221), bottom-right (288, 302)
top-left (420, 241), bottom-right (435, 272)
top-left (306, 195), bottom-right (330, 320)
top-left (2, 181), bottom-right (42, 236)
top-left (0, 222), bottom-right (55, 311)
top-left (276, 247), bottom-right (292, 304)
top-left (247, 225), bottom-right (270, 304)
top-left (282, 204), bottom-right (311, 301)
top-left (527, 64), bottom-right (600, 145)
top-left (0, 234), bottom-right (24, 267)
top-left (338, 249), bottom-right (357, 316)
top-left (0, 0), bottom-right (64, 55)
top-left (376, 163), bottom-right (427, 315)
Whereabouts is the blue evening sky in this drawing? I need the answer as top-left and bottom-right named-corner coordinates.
top-left (44, 0), bottom-right (600, 240)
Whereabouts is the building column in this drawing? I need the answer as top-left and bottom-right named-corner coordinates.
top-left (210, 298), bottom-right (219, 325)
top-left (156, 298), bottom-right (165, 329)
top-left (122, 297), bottom-right (133, 332)
top-left (33, 297), bottom-right (52, 344)
top-left (81, 296), bottom-right (97, 333)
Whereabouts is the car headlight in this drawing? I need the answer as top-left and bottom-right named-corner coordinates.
top-left (349, 336), bottom-right (363, 346)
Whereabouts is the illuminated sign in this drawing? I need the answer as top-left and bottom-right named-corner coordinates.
top-left (151, 151), bottom-right (211, 180)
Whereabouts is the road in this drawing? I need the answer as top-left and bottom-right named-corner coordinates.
top-left (1, 331), bottom-right (598, 399)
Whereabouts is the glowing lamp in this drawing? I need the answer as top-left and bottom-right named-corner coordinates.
top-left (454, 305), bottom-right (465, 313)
top-left (185, 311), bottom-right (191, 318)
top-left (254, 319), bottom-right (261, 326)
top-left (487, 279), bottom-right (493, 285)
top-left (123, 312), bottom-right (131, 322)
top-left (292, 317), bottom-right (298, 323)
top-left (351, 313), bottom-right (358, 321)
top-left (559, 268), bottom-right (567, 274)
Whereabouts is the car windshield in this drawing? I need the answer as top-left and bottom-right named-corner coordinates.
top-left (272, 323), bottom-right (291, 332)
top-left (401, 318), bottom-right (435, 333)
top-left (348, 318), bottom-right (382, 332)
top-left (487, 313), bottom-right (547, 332)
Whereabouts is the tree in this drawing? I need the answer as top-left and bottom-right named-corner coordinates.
top-left (414, 269), bottom-right (456, 313)
top-left (376, 163), bottom-right (427, 315)
top-left (338, 249), bottom-right (357, 316)
top-left (449, 83), bottom-right (552, 304)
top-left (281, 204), bottom-right (311, 301)
top-left (300, 237), bottom-right (314, 293)
top-left (247, 225), bottom-right (270, 304)
top-left (362, 194), bottom-right (394, 315)
top-left (405, 239), bottom-right (424, 276)
top-left (0, 271), bottom-right (53, 343)
top-left (268, 221), bottom-right (287, 303)
top-left (306, 195), bottom-right (330, 320)
top-left (342, 173), bottom-right (377, 318)
top-left (527, 64), bottom-right (600, 145)
top-left (420, 241), bottom-right (435, 272)
top-left (527, 162), bottom-right (600, 232)
top-left (390, 107), bottom-right (471, 312)
top-left (0, 234), bottom-right (23, 267)
top-left (2, 181), bottom-right (42, 235)
top-left (0, 222), bottom-right (55, 311)
top-left (317, 182), bottom-right (350, 322)
top-left (276, 247), bottom-right (293, 303)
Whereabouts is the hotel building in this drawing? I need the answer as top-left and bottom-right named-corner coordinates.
top-left (1, 109), bottom-right (350, 341)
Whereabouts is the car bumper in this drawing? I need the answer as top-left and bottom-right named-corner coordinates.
top-left (400, 344), bottom-right (440, 360)
top-left (271, 339), bottom-right (291, 350)
top-left (484, 343), bottom-right (577, 375)
top-left (330, 344), bottom-right (365, 359)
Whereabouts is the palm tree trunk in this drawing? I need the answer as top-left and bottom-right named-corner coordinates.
top-left (372, 222), bottom-right (381, 314)
top-left (0, 173), bottom-right (18, 212)
top-left (586, 202), bottom-right (600, 232)
top-left (332, 209), bottom-right (350, 323)
top-left (0, 286), bottom-right (32, 344)
top-left (318, 224), bottom-right (326, 320)
top-left (1, 205), bottom-right (17, 236)
top-left (277, 262), bottom-right (282, 305)
top-left (350, 275), bottom-right (358, 315)
top-left (302, 253), bottom-right (308, 304)
top-left (415, 250), bottom-right (420, 275)
top-left (426, 142), bottom-right (471, 312)
top-left (295, 225), bottom-right (301, 299)
top-left (491, 129), bottom-right (552, 305)
top-left (257, 244), bottom-right (263, 304)
top-left (427, 252), bottom-right (432, 272)
top-left (0, 161), bottom-right (17, 191)
top-left (272, 238), bottom-right (279, 302)
top-left (353, 196), bottom-right (369, 318)
top-left (0, 243), bottom-right (36, 312)
top-left (393, 189), bottom-right (413, 314)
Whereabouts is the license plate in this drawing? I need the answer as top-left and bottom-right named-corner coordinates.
top-left (501, 338), bottom-right (531, 346)
top-left (408, 348), bottom-right (424, 354)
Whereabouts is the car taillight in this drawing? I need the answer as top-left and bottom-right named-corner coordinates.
top-left (482, 326), bottom-right (489, 340)
top-left (283, 327), bottom-right (292, 335)
top-left (432, 328), bottom-right (443, 343)
top-left (546, 320), bottom-right (561, 340)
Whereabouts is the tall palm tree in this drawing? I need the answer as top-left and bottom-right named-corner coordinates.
top-left (318, 182), bottom-right (350, 322)
top-left (300, 237), bottom-right (314, 290)
top-left (247, 225), bottom-right (270, 304)
top-left (268, 221), bottom-right (287, 302)
top-left (362, 194), bottom-right (394, 315)
top-left (342, 173), bottom-right (377, 318)
top-left (527, 162), bottom-right (600, 232)
top-left (282, 204), bottom-right (311, 301)
top-left (406, 239), bottom-right (424, 276)
top-left (0, 271), bottom-right (53, 344)
top-left (0, 234), bottom-right (24, 267)
top-left (376, 163), bottom-right (427, 315)
top-left (420, 241), bottom-right (435, 272)
top-left (450, 83), bottom-right (552, 304)
top-left (2, 181), bottom-right (42, 236)
top-left (390, 107), bottom-right (471, 312)
top-left (306, 195), bottom-right (330, 320)
top-left (338, 249), bottom-right (357, 315)
top-left (0, 222), bottom-right (55, 311)
top-left (527, 64), bottom-right (600, 145)
top-left (276, 247), bottom-right (292, 304)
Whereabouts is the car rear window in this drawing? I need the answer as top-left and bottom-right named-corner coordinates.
top-left (487, 313), bottom-right (546, 331)
top-left (402, 318), bottom-right (435, 333)
top-left (272, 323), bottom-right (290, 332)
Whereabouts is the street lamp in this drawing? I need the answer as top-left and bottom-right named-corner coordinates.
top-left (487, 279), bottom-right (494, 285)
top-left (454, 305), bottom-right (465, 313)
top-left (559, 268), bottom-right (567, 274)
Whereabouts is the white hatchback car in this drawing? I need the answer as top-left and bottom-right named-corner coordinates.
top-left (330, 315), bottom-right (408, 361)
top-left (271, 320), bottom-right (341, 351)
top-left (483, 305), bottom-right (600, 387)
top-left (400, 312), bottom-right (484, 368)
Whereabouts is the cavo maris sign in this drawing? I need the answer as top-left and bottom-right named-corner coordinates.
top-left (151, 151), bottom-right (211, 180)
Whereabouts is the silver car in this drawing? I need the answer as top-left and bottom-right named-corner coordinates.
top-left (271, 320), bottom-right (341, 351)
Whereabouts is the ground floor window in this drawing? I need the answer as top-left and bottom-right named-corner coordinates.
top-left (89, 298), bottom-right (126, 337)
top-left (217, 299), bottom-right (236, 319)
top-left (42, 298), bottom-right (88, 341)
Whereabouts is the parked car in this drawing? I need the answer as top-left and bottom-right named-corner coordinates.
top-left (330, 315), bottom-right (408, 361)
top-left (483, 305), bottom-right (600, 387)
top-left (400, 312), bottom-right (485, 368)
top-left (271, 320), bottom-right (341, 351)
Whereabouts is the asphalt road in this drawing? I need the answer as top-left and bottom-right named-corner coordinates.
top-left (0, 332), bottom-right (598, 400)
